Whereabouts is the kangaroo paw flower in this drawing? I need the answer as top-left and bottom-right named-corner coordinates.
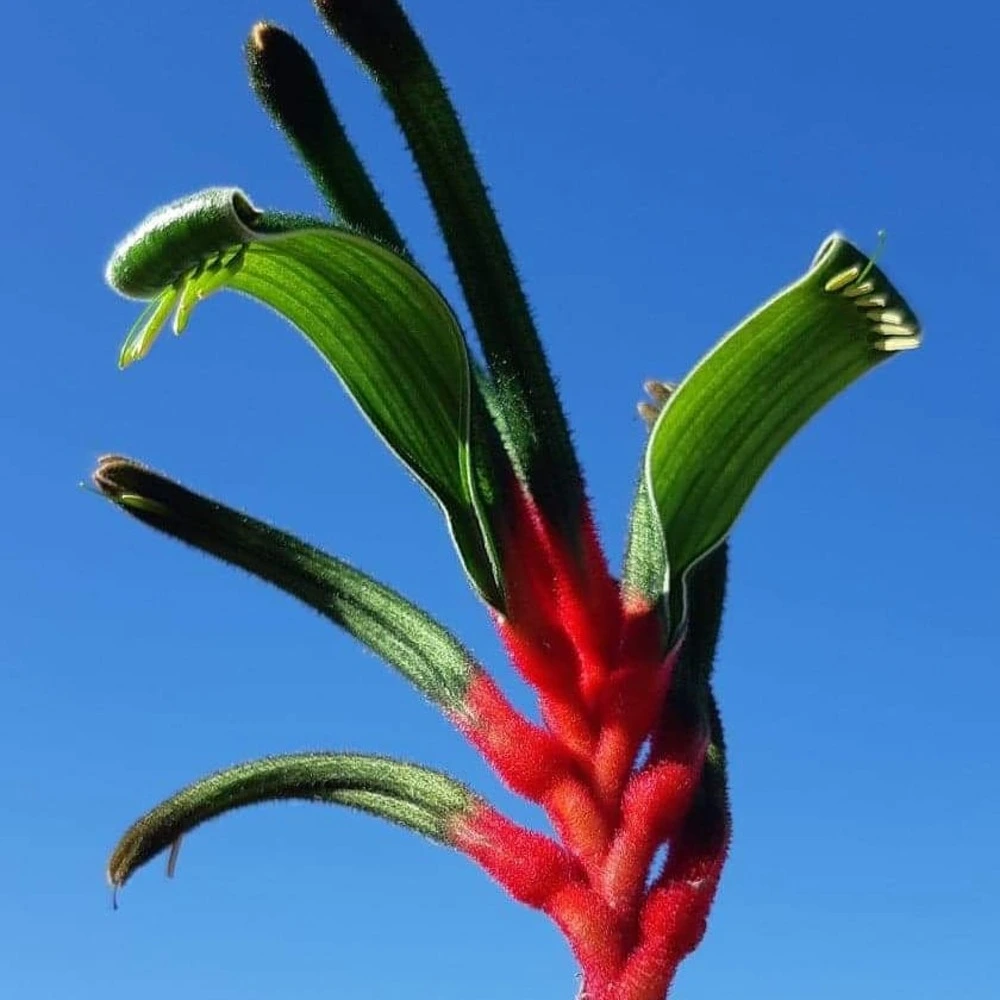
top-left (96, 2), bottom-right (921, 997)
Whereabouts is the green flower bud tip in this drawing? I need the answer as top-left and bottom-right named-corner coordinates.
top-left (247, 21), bottom-right (328, 140)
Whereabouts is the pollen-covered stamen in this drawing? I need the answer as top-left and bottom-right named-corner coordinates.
top-left (824, 246), bottom-right (922, 355)
top-left (854, 293), bottom-right (888, 308)
top-left (870, 309), bottom-right (906, 326)
top-left (643, 380), bottom-right (675, 405)
top-left (173, 247), bottom-right (248, 335)
top-left (873, 335), bottom-right (921, 352)
top-left (842, 279), bottom-right (876, 297)
top-left (117, 288), bottom-right (179, 368)
top-left (117, 247), bottom-right (248, 369)
top-left (823, 265), bottom-right (860, 292)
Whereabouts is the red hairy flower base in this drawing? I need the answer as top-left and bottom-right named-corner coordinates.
top-left (451, 488), bottom-right (730, 1000)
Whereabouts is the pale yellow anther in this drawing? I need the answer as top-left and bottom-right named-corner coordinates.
top-left (873, 322), bottom-right (915, 337)
top-left (874, 309), bottom-right (906, 325)
top-left (873, 335), bottom-right (921, 352)
top-left (854, 294), bottom-right (888, 308)
top-left (824, 266), bottom-right (861, 292)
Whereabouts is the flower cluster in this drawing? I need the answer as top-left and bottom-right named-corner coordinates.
top-left (96, 3), bottom-right (920, 998)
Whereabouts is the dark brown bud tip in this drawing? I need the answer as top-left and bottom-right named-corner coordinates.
top-left (245, 22), bottom-right (330, 137)
top-left (637, 402), bottom-right (660, 428)
top-left (92, 454), bottom-right (139, 499)
top-left (249, 20), bottom-right (273, 53)
top-left (643, 380), bottom-right (676, 405)
top-left (91, 456), bottom-right (184, 520)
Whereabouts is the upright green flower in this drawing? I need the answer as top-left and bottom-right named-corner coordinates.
top-left (95, 3), bottom-right (920, 998)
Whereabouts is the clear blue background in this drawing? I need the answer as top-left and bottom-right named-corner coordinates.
top-left (2, 1), bottom-right (997, 997)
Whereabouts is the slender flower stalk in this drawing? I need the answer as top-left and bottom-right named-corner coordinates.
top-left (94, 3), bottom-right (921, 998)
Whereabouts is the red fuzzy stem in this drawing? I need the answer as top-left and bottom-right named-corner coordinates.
top-left (600, 730), bottom-right (708, 915)
top-left (614, 814), bottom-right (731, 1000)
top-left (546, 512), bottom-right (622, 702)
top-left (454, 483), bottom-right (727, 999)
top-left (499, 485), bottom-right (620, 706)
top-left (547, 881), bottom-right (625, 989)
top-left (544, 772), bottom-right (612, 873)
top-left (457, 670), bottom-right (572, 800)
top-left (453, 806), bottom-right (625, 986)
top-left (458, 670), bottom-right (609, 866)
top-left (498, 484), bottom-right (568, 639)
top-left (494, 615), bottom-right (595, 755)
top-left (591, 635), bottom-right (677, 808)
top-left (452, 803), bottom-right (582, 909)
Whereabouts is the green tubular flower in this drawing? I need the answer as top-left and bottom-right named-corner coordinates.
top-left (106, 187), bottom-right (506, 608)
top-left (640, 235), bottom-right (919, 640)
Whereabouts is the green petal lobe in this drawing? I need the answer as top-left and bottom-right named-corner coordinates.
top-left (108, 753), bottom-right (475, 892)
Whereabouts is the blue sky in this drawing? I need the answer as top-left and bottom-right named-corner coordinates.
top-left (2, 1), bottom-right (997, 997)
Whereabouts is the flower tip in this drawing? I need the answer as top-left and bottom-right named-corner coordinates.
top-left (91, 457), bottom-right (176, 519)
top-left (314, 0), bottom-right (416, 69)
top-left (812, 231), bottom-right (847, 268)
top-left (246, 19), bottom-right (310, 83)
top-left (247, 20), bottom-right (297, 70)
top-left (249, 20), bottom-right (273, 51)
top-left (246, 19), bottom-right (329, 146)
top-left (818, 234), bottom-right (922, 352)
top-left (92, 457), bottom-right (123, 497)
top-left (92, 454), bottom-right (144, 500)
